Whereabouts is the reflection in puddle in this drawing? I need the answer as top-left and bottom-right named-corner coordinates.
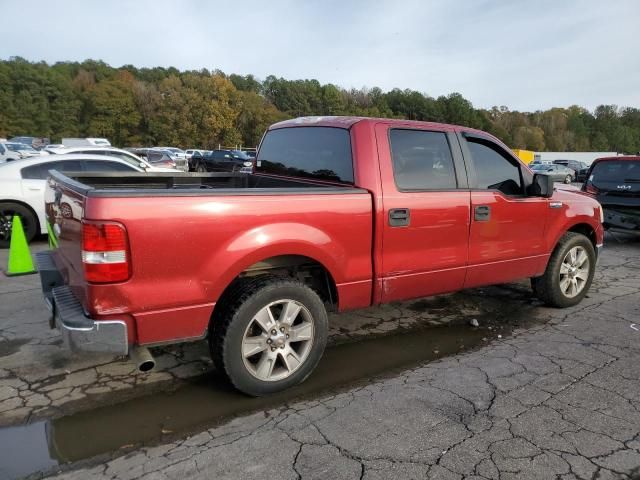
top-left (0, 323), bottom-right (523, 479)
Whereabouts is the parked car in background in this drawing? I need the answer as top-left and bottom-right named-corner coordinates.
top-left (190, 149), bottom-right (254, 173)
top-left (0, 153), bottom-right (148, 247)
top-left (553, 159), bottom-right (588, 182)
top-left (144, 150), bottom-right (180, 169)
top-left (149, 148), bottom-right (188, 171)
top-left (530, 159), bottom-right (553, 166)
top-left (577, 166), bottom-right (590, 183)
top-left (61, 137), bottom-right (111, 147)
top-left (39, 116), bottom-right (603, 396)
top-left (530, 163), bottom-right (575, 183)
top-left (9, 136), bottom-right (50, 150)
top-left (582, 156), bottom-right (640, 232)
top-left (0, 141), bottom-right (44, 163)
top-left (44, 146), bottom-right (177, 172)
top-left (185, 149), bottom-right (205, 159)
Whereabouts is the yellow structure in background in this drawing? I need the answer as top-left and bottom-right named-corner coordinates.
top-left (512, 149), bottom-right (535, 164)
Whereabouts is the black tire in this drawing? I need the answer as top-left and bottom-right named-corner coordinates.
top-left (196, 163), bottom-right (207, 173)
top-left (210, 276), bottom-right (329, 396)
top-left (564, 174), bottom-right (572, 184)
top-left (532, 232), bottom-right (596, 308)
top-left (0, 202), bottom-right (38, 248)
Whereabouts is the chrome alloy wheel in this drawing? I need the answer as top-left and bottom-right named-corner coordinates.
top-left (241, 299), bottom-right (315, 382)
top-left (559, 246), bottom-right (590, 298)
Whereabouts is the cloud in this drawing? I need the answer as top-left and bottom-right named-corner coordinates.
top-left (1, 0), bottom-right (638, 111)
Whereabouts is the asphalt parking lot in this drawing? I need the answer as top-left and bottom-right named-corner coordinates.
top-left (1, 233), bottom-right (639, 479)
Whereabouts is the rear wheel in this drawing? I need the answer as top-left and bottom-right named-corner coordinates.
top-left (0, 202), bottom-right (38, 248)
top-left (210, 276), bottom-right (328, 396)
top-left (196, 163), bottom-right (207, 173)
top-left (532, 232), bottom-right (595, 307)
top-left (564, 174), bottom-right (573, 184)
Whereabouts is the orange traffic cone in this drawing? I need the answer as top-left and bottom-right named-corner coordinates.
top-left (4, 215), bottom-right (36, 276)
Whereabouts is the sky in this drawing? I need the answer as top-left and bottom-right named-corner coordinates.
top-left (1, 0), bottom-right (639, 112)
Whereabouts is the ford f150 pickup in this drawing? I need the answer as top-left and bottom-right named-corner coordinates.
top-left (38, 116), bottom-right (604, 396)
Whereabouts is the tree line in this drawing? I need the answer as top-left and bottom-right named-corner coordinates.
top-left (1, 57), bottom-right (638, 153)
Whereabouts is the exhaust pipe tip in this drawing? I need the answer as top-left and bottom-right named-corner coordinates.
top-left (130, 346), bottom-right (156, 373)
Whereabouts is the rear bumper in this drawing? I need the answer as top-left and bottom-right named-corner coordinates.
top-left (35, 252), bottom-right (129, 355)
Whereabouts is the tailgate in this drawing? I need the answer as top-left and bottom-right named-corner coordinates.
top-left (45, 175), bottom-right (90, 309)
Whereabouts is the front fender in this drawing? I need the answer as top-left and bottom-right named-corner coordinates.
top-left (545, 190), bottom-right (604, 252)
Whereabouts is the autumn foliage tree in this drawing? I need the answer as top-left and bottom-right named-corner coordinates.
top-left (0, 57), bottom-right (638, 153)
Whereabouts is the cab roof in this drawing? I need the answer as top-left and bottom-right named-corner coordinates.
top-left (269, 116), bottom-right (506, 149)
top-left (270, 116), bottom-right (486, 134)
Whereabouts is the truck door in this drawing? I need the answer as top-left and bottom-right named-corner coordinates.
top-left (375, 124), bottom-right (471, 303)
top-left (458, 132), bottom-right (548, 287)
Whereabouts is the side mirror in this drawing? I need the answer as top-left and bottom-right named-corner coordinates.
top-left (528, 173), bottom-right (554, 198)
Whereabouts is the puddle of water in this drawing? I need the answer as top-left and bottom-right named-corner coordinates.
top-left (1, 322), bottom-right (526, 479)
top-left (0, 422), bottom-right (57, 479)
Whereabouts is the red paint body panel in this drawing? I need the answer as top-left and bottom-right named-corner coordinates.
top-left (46, 117), bottom-right (605, 348)
top-left (464, 191), bottom-right (548, 288)
top-left (373, 123), bottom-right (471, 302)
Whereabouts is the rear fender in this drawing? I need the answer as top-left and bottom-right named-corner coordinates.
top-left (205, 222), bottom-right (347, 304)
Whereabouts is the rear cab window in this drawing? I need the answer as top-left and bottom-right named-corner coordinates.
top-left (256, 127), bottom-right (354, 184)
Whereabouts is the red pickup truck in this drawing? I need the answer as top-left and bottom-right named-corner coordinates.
top-left (38, 116), bottom-right (604, 395)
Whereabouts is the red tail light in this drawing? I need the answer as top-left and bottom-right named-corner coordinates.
top-left (82, 222), bottom-right (130, 283)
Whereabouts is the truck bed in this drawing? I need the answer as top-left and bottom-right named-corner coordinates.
top-left (46, 170), bottom-right (374, 346)
top-left (50, 171), bottom-right (365, 197)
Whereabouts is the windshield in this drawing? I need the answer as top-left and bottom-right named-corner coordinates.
top-left (531, 164), bottom-right (548, 171)
top-left (589, 160), bottom-right (640, 185)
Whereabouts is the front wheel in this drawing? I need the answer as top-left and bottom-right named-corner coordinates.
top-left (210, 276), bottom-right (328, 396)
top-left (532, 232), bottom-right (596, 307)
top-left (196, 163), bottom-right (207, 173)
top-left (564, 174), bottom-right (573, 184)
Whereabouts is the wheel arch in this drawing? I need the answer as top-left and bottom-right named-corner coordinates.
top-left (566, 222), bottom-right (597, 250)
top-left (211, 253), bottom-right (339, 325)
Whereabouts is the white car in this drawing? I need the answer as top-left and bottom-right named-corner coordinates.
top-left (0, 142), bottom-right (43, 163)
top-left (44, 146), bottom-right (177, 173)
top-left (0, 153), bottom-right (149, 247)
top-left (61, 137), bottom-right (111, 147)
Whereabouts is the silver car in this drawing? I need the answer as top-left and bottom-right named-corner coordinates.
top-left (530, 163), bottom-right (576, 184)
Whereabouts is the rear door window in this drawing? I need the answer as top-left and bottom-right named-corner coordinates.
top-left (389, 129), bottom-right (457, 190)
top-left (21, 160), bottom-right (83, 179)
top-left (257, 127), bottom-right (354, 183)
top-left (83, 160), bottom-right (137, 172)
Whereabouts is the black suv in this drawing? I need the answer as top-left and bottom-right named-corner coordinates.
top-left (582, 156), bottom-right (640, 232)
top-left (190, 150), bottom-right (254, 173)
